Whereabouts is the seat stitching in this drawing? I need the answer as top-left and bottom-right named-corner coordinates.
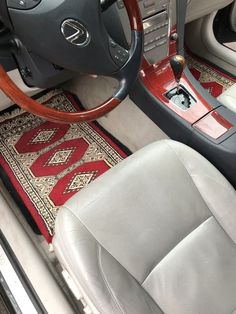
top-left (97, 244), bottom-right (125, 314)
top-left (141, 216), bottom-right (213, 286)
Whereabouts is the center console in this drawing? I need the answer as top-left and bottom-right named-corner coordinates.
top-left (116, 0), bottom-right (236, 188)
top-left (116, 0), bottom-right (171, 64)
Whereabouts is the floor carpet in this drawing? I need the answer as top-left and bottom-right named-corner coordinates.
top-left (0, 90), bottom-right (129, 242)
top-left (186, 53), bottom-right (236, 97)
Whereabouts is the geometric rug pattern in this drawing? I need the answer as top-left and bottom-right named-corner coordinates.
top-left (186, 53), bottom-right (236, 97)
top-left (0, 90), bottom-right (128, 242)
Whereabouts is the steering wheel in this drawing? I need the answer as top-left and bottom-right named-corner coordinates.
top-left (0, 0), bottom-right (143, 123)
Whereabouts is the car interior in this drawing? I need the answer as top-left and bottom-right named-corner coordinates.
top-left (0, 0), bottom-right (236, 313)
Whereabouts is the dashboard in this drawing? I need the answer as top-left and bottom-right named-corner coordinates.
top-left (0, 0), bottom-right (233, 89)
top-left (115, 0), bottom-right (233, 65)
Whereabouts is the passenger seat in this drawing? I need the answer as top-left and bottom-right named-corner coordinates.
top-left (217, 83), bottom-right (236, 113)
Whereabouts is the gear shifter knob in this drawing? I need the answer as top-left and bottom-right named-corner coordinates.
top-left (170, 55), bottom-right (186, 88)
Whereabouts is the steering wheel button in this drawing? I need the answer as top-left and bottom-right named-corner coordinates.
top-left (7, 0), bottom-right (25, 8)
top-left (7, 0), bottom-right (41, 9)
top-left (117, 0), bottom-right (124, 9)
top-left (109, 40), bottom-right (117, 48)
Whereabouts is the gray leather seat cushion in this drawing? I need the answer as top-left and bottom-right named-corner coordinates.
top-left (53, 140), bottom-right (236, 314)
top-left (218, 83), bottom-right (236, 113)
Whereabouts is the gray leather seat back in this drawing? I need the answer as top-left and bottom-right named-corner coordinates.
top-left (53, 140), bottom-right (236, 314)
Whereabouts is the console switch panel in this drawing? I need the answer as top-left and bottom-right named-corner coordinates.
top-left (117, 0), bottom-right (168, 19)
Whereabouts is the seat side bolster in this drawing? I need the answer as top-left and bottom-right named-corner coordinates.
top-left (53, 207), bottom-right (163, 314)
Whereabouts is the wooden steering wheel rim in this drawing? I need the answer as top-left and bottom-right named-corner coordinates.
top-left (0, 0), bottom-right (143, 123)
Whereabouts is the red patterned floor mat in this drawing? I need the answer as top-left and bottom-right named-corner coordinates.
top-left (186, 53), bottom-right (236, 97)
top-left (0, 90), bottom-right (129, 242)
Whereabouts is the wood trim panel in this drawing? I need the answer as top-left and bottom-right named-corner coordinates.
top-left (193, 111), bottom-right (233, 139)
top-left (0, 65), bottom-right (121, 123)
top-left (123, 0), bottom-right (143, 31)
top-left (140, 33), bottom-right (234, 139)
top-left (140, 24), bottom-right (215, 125)
top-left (141, 62), bottom-right (213, 124)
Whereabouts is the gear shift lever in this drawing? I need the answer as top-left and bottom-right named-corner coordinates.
top-left (167, 55), bottom-right (195, 110)
top-left (170, 55), bottom-right (186, 94)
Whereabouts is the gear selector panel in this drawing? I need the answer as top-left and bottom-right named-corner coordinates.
top-left (165, 86), bottom-right (196, 111)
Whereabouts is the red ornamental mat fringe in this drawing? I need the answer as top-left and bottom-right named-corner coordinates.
top-left (186, 53), bottom-right (236, 97)
top-left (0, 90), bottom-right (128, 242)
